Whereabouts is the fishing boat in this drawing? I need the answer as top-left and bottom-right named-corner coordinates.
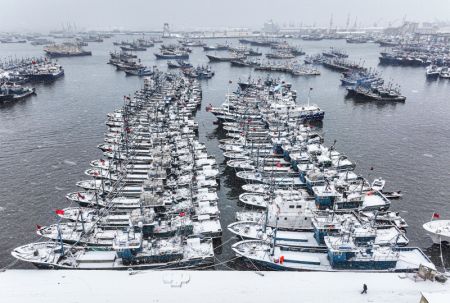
top-left (124, 67), bottom-right (153, 77)
top-left (182, 66), bottom-right (215, 79)
top-left (265, 52), bottom-right (295, 59)
top-left (180, 39), bottom-right (205, 47)
top-left (22, 62), bottom-right (64, 82)
top-left (228, 220), bottom-right (409, 249)
top-left (0, 83), bottom-right (36, 102)
top-left (230, 59), bottom-right (260, 67)
top-left (232, 238), bottom-right (434, 272)
top-left (206, 54), bottom-right (245, 62)
top-left (36, 224), bottom-right (143, 246)
top-left (44, 43), bottom-right (92, 57)
top-left (346, 85), bottom-right (406, 102)
top-left (167, 60), bottom-right (192, 69)
top-left (426, 65), bottom-right (441, 79)
top-left (322, 48), bottom-right (348, 59)
top-left (423, 219), bottom-right (450, 244)
top-left (439, 67), bottom-right (450, 79)
top-left (12, 237), bottom-right (214, 270)
top-left (154, 51), bottom-right (189, 60)
top-left (371, 178), bottom-right (386, 191)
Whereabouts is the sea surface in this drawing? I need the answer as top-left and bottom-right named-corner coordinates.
top-left (0, 37), bottom-right (449, 269)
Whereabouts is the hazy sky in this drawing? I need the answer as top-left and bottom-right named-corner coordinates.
top-left (1, 0), bottom-right (449, 32)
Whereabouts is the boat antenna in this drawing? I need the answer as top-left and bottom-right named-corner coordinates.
top-left (271, 205), bottom-right (279, 256)
top-left (307, 87), bottom-right (313, 107)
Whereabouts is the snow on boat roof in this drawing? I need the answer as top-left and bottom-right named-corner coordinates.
top-left (362, 193), bottom-right (388, 207)
top-left (423, 220), bottom-right (450, 237)
top-left (396, 249), bottom-right (436, 270)
top-left (77, 251), bottom-right (116, 262)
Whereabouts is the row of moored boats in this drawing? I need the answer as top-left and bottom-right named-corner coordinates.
top-left (12, 73), bottom-right (223, 270)
top-left (208, 78), bottom-right (437, 272)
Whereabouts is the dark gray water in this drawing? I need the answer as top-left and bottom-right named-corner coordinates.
top-left (1, 37), bottom-right (449, 269)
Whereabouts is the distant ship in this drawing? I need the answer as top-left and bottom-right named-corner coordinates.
top-left (44, 43), bottom-right (92, 58)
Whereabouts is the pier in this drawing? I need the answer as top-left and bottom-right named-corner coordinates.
top-left (1, 270), bottom-right (448, 302)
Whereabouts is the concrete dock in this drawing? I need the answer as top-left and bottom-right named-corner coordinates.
top-left (0, 270), bottom-right (448, 302)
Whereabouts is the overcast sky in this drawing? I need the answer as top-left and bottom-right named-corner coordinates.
top-left (1, 0), bottom-right (449, 32)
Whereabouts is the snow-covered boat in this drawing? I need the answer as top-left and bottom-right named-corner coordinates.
top-left (228, 220), bottom-right (409, 248)
top-left (12, 237), bottom-right (214, 270)
top-left (423, 220), bottom-right (450, 244)
top-left (238, 193), bottom-right (268, 208)
top-left (232, 238), bottom-right (434, 272)
top-left (235, 211), bottom-right (265, 222)
top-left (371, 178), bottom-right (386, 191)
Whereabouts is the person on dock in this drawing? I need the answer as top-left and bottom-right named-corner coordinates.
top-left (361, 284), bottom-right (368, 294)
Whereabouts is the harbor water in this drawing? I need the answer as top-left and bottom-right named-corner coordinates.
top-left (0, 37), bottom-right (449, 269)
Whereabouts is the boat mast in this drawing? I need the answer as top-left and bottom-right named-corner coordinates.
top-left (56, 221), bottom-right (65, 255)
top-left (307, 87), bottom-right (312, 107)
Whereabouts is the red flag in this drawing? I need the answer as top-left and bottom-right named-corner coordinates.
top-left (55, 209), bottom-right (65, 216)
top-left (100, 159), bottom-right (105, 164)
top-left (36, 224), bottom-right (42, 230)
top-left (93, 171), bottom-right (99, 176)
top-left (179, 212), bottom-right (186, 217)
top-left (77, 192), bottom-right (86, 199)
top-left (276, 162), bottom-right (282, 168)
top-left (433, 212), bottom-right (440, 219)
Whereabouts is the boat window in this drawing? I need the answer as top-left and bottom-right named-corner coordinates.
top-left (289, 205), bottom-right (294, 209)
top-left (296, 205), bottom-right (302, 208)
top-left (284, 217), bottom-right (287, 220)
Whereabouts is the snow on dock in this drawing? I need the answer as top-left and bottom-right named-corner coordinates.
top-left (0, 270), bottom-right (448, 303)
